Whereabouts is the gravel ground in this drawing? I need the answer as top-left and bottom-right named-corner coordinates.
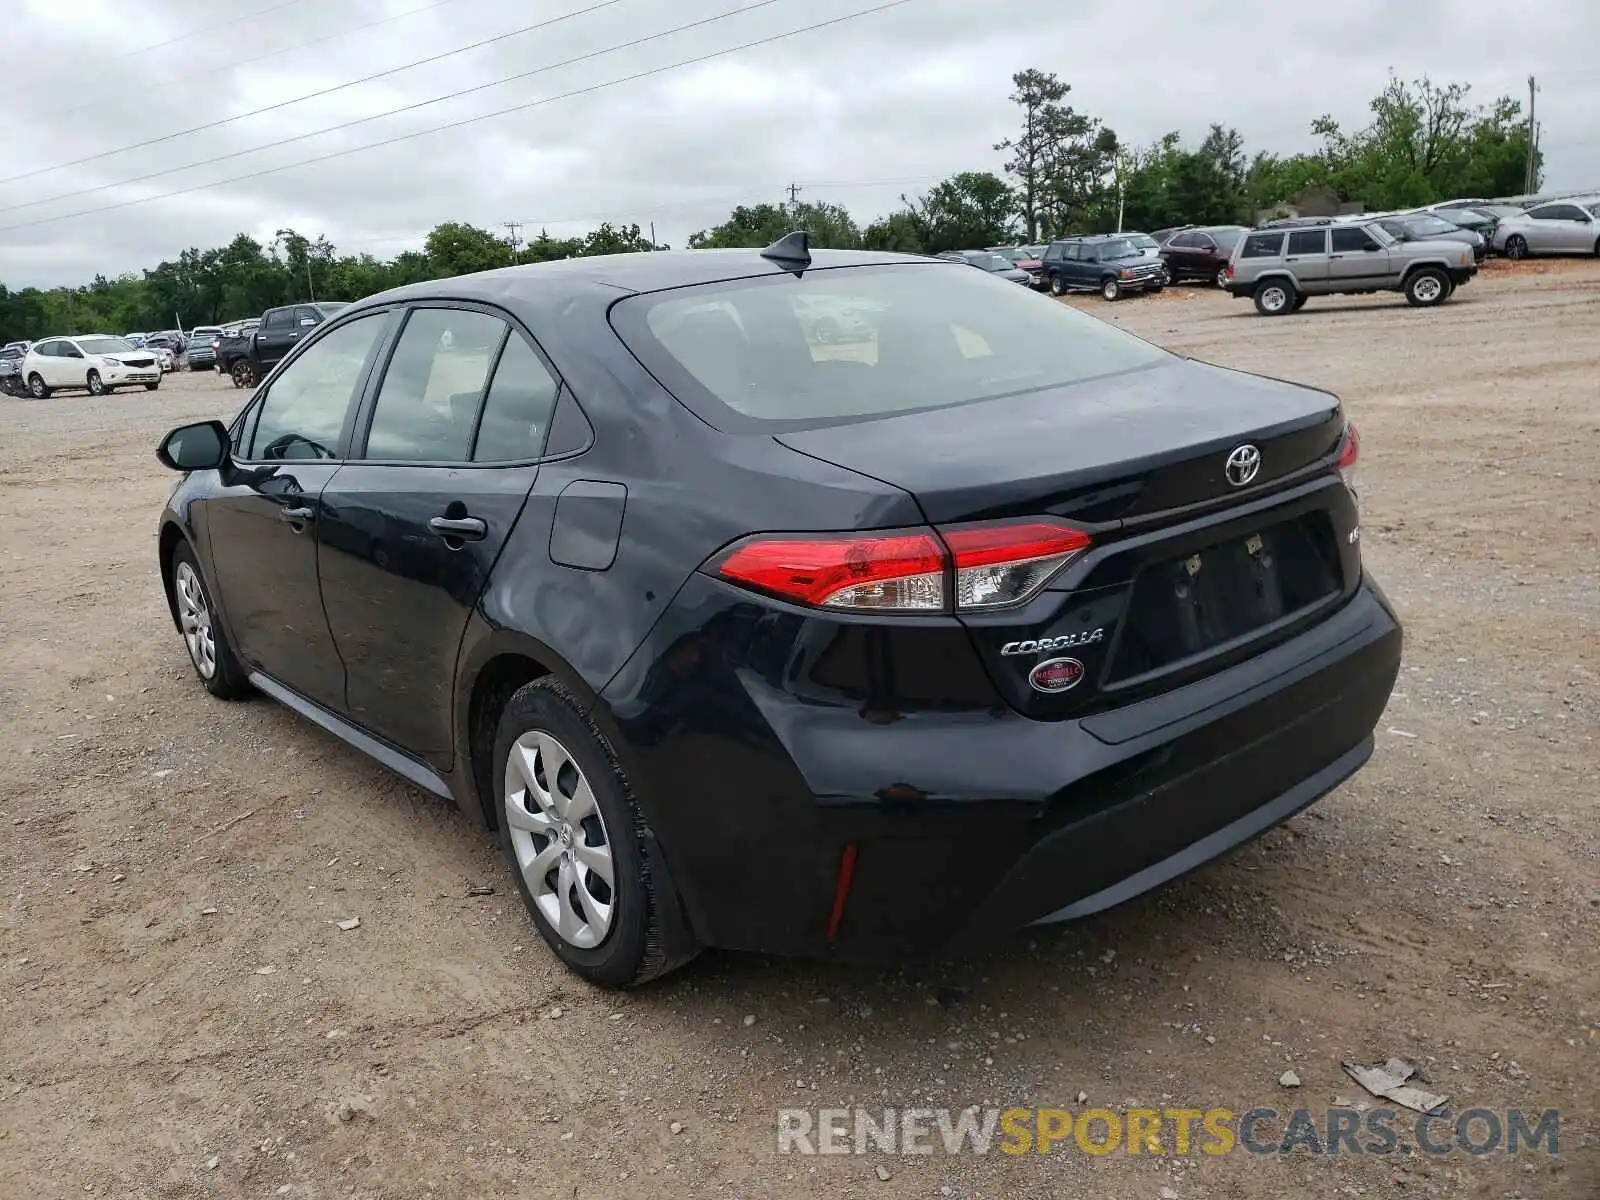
top-left (1, 261), bottom-right (1596, 1200)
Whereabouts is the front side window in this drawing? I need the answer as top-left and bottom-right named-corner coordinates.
top-left (249, 313), bottom-right (388, 460)
top-left (364, 308), bottom-right (507, 462)
top-left (612, 263), bottom-right (1170, 431)
top-left (263, 308), bottom-right (292, 329)
top-left (1331, 227), bottom-right (1381, 253)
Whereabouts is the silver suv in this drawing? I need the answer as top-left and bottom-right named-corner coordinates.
top-left (1223, 220), bottom-right (1478, 316)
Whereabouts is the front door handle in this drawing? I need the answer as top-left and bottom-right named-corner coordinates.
top-left (429, 515), bottom-right (487, 541)
top-left (280, 505), bottom-right (314, 523)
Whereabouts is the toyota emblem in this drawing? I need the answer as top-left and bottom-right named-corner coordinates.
top-left (1225, 444), bottom-right (1261, 487)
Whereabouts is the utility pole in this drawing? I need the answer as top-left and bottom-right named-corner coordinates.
top-left (785, 181), bottom-right (802, 214)
top-left (1524, 75), bottom-right (1537, 195)
top-left (503, 221), bottom-right (524, 263)
top-left (649, 221), bottom-right (656, 248)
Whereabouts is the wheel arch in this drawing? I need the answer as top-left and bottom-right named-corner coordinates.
top-left (1248, 271), bottom-right (1298, 295)
top-left (1400, 259), bottom-right (1452, 282)
top-left (157, 519), bottom-right (188, 633)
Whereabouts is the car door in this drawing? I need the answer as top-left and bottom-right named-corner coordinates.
top-left (1328, 225), bottom-right (1390, 286)
top-left (1284, 228), bottom-right (1330, 286)
top-left (253, 307), bottom-right (298, 367)
top-left (1040, 242), bottom-right (1065, 286)
top-left (54, 340), bottom-right (87, 387)
top-left (1190, 233), bottom-right (1219, 274)
top-left (315, 304), bottom-right (562, 766)
top-left (202, 310), bottom-right (394, 711)
top-left (1161, 231), bottom-right (1194, 277)
top-left (1058, 243), bottom-right (1084, 287)
top-left (1534, 204), bottom-right (1594, 252)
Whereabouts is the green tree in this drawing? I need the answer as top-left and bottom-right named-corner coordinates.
top-left (689, 200), bottom-right (860, 249)
top-left (424, 222), bottom-right (513, 276)
top-left (861, 210), bottom-right (926, 253)
top-left (580, 222), bottom-right (667, 255)
top-left (995, 69), bottom-right (1068, 241)
top-left (904, 171), bottom-right (1017, 252)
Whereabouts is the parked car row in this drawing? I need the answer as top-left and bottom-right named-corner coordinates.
top-left (10, 334), bottom-right (164, 396)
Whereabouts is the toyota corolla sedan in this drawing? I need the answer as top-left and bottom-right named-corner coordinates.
top-left (153, 237), bottom-right (1401, 987)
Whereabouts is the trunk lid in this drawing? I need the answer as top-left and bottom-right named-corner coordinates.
top-left (775, 358), bottom-right (1345, 526)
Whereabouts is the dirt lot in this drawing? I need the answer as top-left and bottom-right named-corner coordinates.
top-left (1, 262), bottom-right (1596, 1200)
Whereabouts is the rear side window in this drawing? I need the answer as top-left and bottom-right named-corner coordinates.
top-left (611, 263), bottom-right (1170, 431)
top-left (1241, 232), bottom-right (1285, 258)
top-left (473, 336), bottom-right (560, 462)
top-left (1331, 227), bottom-right (1381, 253)
top-left (263, 308), bottom-right (291, 329)
top-left (364, 308), bottom-right (507, 462)
top-left (1286, 230), bottom-right (1326, 255)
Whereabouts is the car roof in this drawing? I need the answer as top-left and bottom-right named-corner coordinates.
top-left (363, 249), bottom-right (928, 309)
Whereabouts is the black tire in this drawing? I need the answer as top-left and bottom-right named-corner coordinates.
top-left (1215, 267), bottom-right (1230, 288)
top-left (1148, 285), bottom-right (1164, 294)
top-left (1404, 266), bottom-right (1451, 307)
top-left (27, 373), bottom-right (49, 399)
top-left (494, 678), bottom-right (696, 988)
top-left (1292, 293), bottom-right (1308, 311)
top-left (1504, 235), bottom-right (1528, 261)
top-left (169, 541), bottom-right (252, 699)
top-left (230, 360), bottom-right (257, 389)
top-left (1048, 273), bottom-right (1065, 297)
top-left (144, 381), bottom-right (160, 391)
top-left (1101, 278), bottom-right (1122, 302)
top-left (1253, 280), bottom-right (1295, 316)
top-left (86, 370), bottom-right (106, 396)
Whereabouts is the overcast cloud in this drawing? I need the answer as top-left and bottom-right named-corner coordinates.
top-left (1, 0), bottom-right (1596, 286)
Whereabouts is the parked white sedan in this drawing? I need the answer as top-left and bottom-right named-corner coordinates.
top-left (1492, 199), bottom-right (1600, 259)
top-left (20, 334), bottom-right (163, 397)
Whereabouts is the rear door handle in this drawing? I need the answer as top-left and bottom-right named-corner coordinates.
top-left (429, 515), bottom-right (487, 541)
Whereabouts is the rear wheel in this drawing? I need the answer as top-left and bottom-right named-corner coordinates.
top-left (230, 360), bottom-right (257, 389)
top-left (1101, 278), bottom-right (1122, 302)
top-left (27, 373), bottom-right (49, 398)
top-left (1504, 235), bottom-right (1528, 260)
top-left (1253, 281), bottom-right (1294, 316)
top-left (170, 543), bottom-right (252, 699)
top-left (1048, 274), bottom-right (1065, 297)
top-left (1292, 293), bottom-right (1308, 311)
top-left (495, 678), bottom-right (696, 988)
top-left (1405, 267), bottom-right (1450, 307)
top-left (1215, 267), bottom-right (1230, 288)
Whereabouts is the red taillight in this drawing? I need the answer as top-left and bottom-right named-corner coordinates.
top-left (712, 520), bottom-right (1091, 613)
top-left (1336, 422), bottom-right (1360, 492)
top-left (942, 521), bottom-right (1093, 610)
top-left (715, 530), bottom-right (946, 611)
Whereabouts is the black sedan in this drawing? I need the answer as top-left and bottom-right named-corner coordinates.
top-left (153, 236), bottom-right (1401, 987)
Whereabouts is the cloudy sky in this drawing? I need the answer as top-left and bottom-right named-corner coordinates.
top-left (1, 0), bottom-right (1596, 287)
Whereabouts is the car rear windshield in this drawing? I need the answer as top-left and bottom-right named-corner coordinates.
top-left (1208, 228), bottom-right (1245, 249)
top-left (610, 263), bottom-right (1169, 432)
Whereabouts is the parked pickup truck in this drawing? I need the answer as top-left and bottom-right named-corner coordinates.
top-left (215, 301), bottom-right (348, 387)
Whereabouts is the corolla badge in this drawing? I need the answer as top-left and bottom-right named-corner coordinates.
top-left (1028, 657), bottom-right (1086, 694)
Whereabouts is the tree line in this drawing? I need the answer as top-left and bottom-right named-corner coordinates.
top-left (0, 71), bottom-right (1537, 343)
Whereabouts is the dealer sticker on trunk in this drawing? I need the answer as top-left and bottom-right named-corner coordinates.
top-left (1028, 657), bottom-right (1086, 694)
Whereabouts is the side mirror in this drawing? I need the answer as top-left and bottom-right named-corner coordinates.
top-left (157, 420), bottom-right (230, 471)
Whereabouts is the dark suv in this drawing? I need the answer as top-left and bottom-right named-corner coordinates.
top-left (1160, 226), bottom-right (1250, 286)
top-left (154, 237), bottom-right (1400, 988)
top-left (1037, 235), bottom-right (1167, 300)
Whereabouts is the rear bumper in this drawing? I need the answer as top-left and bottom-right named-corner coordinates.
top-left (604, 575), bottom-right (1402, 961)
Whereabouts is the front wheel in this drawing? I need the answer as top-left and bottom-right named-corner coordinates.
top-left (1254, 281), bottom-right (1295, 316)
top-left (1504, 235), bottom-right (1528, 261)
top-left (144, 381), bottom-right (161, 391)
top-left (86, 370), bottom-right (106, 396)
top-left (230, 360), bottom-right (257, 389)
top-left (1101, 278), bottom-right (1122, 302)
top-left (495, 679), bottom-right (696, 988)
top-left (1405, 267), bottom-right (1450, 307)
top-left (27, 373), bottom-right (49, 399)
top-left (170, 543), bottom-right (252, 699)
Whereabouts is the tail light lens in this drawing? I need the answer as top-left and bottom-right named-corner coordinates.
top-left (715, 531), bottom-right (946, 611)
top-left (943, 522), bottom-right (1093, 610)
top-left (1336, 421), bottom-right (1360, 494)
top-left (711, 520), bottom-right (1091, 613)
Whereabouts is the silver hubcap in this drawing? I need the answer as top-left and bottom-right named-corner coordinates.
top-left (1103, 282), bottom-right (1117, 299)
top-left (1414, 276), bottom-right (1442, 302)
top-left (504, 731), bottom-right (615, 949)
top-left (1262, 286), bottom-right (1288, 311)
top-left (174, 562), bottom-right (216, 680)
top-left (1216, 269), bottom-right (1228, 287)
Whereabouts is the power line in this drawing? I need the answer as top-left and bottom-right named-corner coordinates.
top-left (37, 0), bottom-right (467, 125)
top-left (0, 0), bottom-right (628, 187)
top-left (21, 0), bottom-right (317, 80)
top-left (0, 0), bottom-right (917, 237)
top-left (0, 0), bottom-right (788, 215)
